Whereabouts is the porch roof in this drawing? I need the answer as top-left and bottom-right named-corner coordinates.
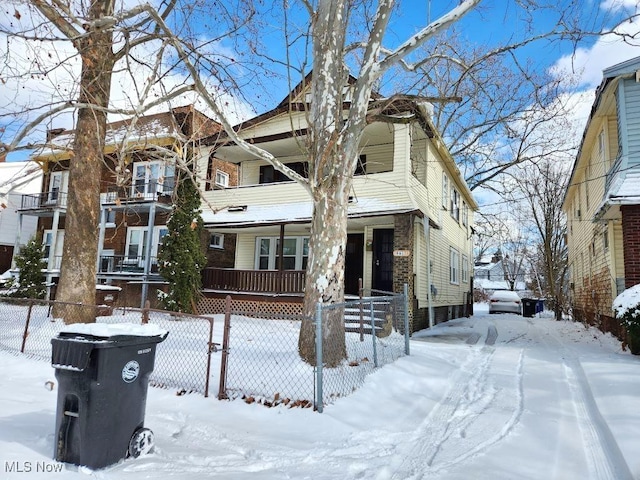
top-left (201, 198), bottom-right (432, 229)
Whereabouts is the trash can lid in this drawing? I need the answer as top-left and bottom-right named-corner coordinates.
top-left (56, 323), bottom-right (168, 347)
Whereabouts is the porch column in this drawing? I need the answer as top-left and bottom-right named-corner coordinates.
top-left (277, 224), bottom-right (285, 292)
top-left (393, 214), bottom-right (415, 331)
top-left (140, 203), bottom-right (156, 308)
top-left (45, 209), bottom-right (61, 299)
top-left (11, 212), bottom-right (24, 269)
top-left (96, 205), bottom-right (107, 273)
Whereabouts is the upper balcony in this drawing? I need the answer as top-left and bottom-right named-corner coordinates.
top-left (19, 191), bottom-right (67, 217)
top-left (102, 177), bottom-right (175, 208)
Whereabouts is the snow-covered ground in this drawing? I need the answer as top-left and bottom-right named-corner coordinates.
top-left (2, 303), bottom-right (639, 479)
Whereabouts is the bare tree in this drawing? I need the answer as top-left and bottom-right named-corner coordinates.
top-left (0, 0), bottom-right (254, 323)
top-left (516, 159), bottom-right (569, 320)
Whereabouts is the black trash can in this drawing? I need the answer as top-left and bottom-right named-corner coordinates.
top-left (51, 324), bottom-right (168, 470)
top-left (522, 298), bottom-right (537, 318)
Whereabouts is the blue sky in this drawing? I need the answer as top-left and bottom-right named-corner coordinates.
top-left (3, 0), bottom-right (640, 164)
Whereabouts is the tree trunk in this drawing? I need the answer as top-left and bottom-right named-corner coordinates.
top-left (55, 1), bottom-right (115, 324)
top-left (298, 179), bottom-right (350, 366)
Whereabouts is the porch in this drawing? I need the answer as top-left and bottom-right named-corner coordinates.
top-left (202, 267), bottom-right (305, 294)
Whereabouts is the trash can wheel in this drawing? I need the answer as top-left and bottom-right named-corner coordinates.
top-left (128, 428), bottom-right (154, 458)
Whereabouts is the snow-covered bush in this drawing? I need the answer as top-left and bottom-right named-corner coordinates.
top-left (613, 284), bottom-right (640, 354)
top-left (3, 237), bottom-right (47, 299)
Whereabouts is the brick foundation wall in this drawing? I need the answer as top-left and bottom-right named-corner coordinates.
top-left (621, 205), bottom-right (640, 288)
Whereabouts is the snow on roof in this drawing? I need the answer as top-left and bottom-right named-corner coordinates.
top-left (35, 116), bottom-right (184, 157)
top-left (613, 170), bottom-right (640, 198)
top-left (613, 283), bottom-right (640, 317)
top-left (60, 322), bottom-right (167, 338)
top-left (474, 278), bottom-right (527, 291)
top-left (202, 197), bottom-right (416, 227)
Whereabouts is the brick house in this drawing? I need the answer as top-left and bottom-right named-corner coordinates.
top-left (15, 106), bottom-right (221, 307)
top-left (563, 56), bottom-right (640, 327)
top-left (196, 77), bottom-right (478, 330)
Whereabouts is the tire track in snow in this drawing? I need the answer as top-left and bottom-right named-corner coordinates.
top-left (391, 325), bottom-right (525, 479)
top-left (531, 322), bottom-right (634, 480)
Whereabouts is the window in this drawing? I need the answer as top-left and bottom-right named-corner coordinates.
top-left (442, 173), bottom-right (449, 209)
top-left (209, 233), bottom-right (224, 249)
top-left (355, 155), bottom-right (367, 176)
top-left (598, 130), bottom-right (605, 155)
top-left (450, 188), bottom-right (460, 222)
top-left (214, 170), bottom-right (229, 188)
top-left (125, 226), bottom-right (167, 267)
top-left (462, 202), bottom-right (468, 226)
top-left (256, 236), bottom-right (309, 270)
top-left (259, 162), bottom-right (308, 184)
top-left (603, 227), bottom-right (609, 250)
top-left (462, 255), bottom-right (469, 283)
top-left (450, 248), bottom-right (460, 285)
top-left (132, 161), bottom-right (174, 198)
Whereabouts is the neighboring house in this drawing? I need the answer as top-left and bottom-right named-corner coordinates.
top-left (15, 106), bottom-right (220, 305)
top-left (563, 56), bottom-right (640, 325)
top-left (197, 76), bottom-right (478, 330)
top-left (474, 255), bottom-right (527, 292)
top-left (0, 161), bottom-right (41, 275)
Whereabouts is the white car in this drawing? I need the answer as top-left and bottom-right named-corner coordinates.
top-left (489, 290), bottom-right (522, 315)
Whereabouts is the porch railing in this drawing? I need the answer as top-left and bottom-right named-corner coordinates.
top-left (103, 178), bottom-right (174, 204)
top-left (20, 191), bottom-right (68, 210)
top-left (98, 255), bottom-right (160, 274)
top-left (202, 267), bottom-right (305, 294)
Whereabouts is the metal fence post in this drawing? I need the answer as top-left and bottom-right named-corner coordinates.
top-left (403, 283), bottom-right (410, 355)
top-left (20, 300), bottom-right (34, 354)
top-left (370, 298), bottom-right (378, 368)
top-left (218, 295), bottom-right (232, 400)
top-left (315, 302), bottom-right (323, 413)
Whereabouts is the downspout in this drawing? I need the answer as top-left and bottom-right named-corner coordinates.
top-left (424, 219), bottom-right (434, 329)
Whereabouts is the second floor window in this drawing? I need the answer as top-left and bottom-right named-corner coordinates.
top-left (133, 161), bottom-right (175, 197)
top-left (450, 188), bottom-right (460, 222)
top-left (259, 162), bottom-right (308, 184)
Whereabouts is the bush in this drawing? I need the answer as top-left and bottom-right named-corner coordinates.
top-left (4, 237), bottom-right (47, 299)
top-left (613, 284), bottom-right (640, 355)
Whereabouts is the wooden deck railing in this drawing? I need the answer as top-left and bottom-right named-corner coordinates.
top-left (202, 268), bottom-right (305, 294)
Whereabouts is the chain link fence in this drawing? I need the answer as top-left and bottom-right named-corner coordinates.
top-left (217, 286), bottom-right (410, 411)
top-left (1, 286), bottom-right (410, 411)
top-left (0, 297), bottom-right (217, 396)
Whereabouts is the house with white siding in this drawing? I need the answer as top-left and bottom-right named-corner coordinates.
top-left (198, 77), bottom-right (478, 330)
top-left (563, 56), bottom-right (640, 329)
top-left (0, 161), bottom-right (41, 277)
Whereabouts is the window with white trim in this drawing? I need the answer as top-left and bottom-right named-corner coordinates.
top-left (462, 202), bottom-right (468, 226)
top-left (256, 236), bottom-right (309, 270)
top-left (450, 188), bottom-right (460, 222)
top-left (215, 170), bottom-right (229, 188)
top-left (450, 247), bottom-right (460, 285)
top-left (209, 233), bottom-right (224, 249)
top-left (442, 173), bottom-right (449, 209)
top-left (462, 254), bottom-right (469, 283)
top-left (125, 226), bottom-right (167, 266)
top-left (132, 161), bottom-right (175, 198)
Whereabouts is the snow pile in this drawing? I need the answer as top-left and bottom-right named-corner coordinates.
top-left (612, 283), bottom-right (640, 317)
top-left (60, 322), bottom-right (167, 338)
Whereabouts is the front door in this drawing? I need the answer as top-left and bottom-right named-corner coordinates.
top-left (372, 229), bottom-right (394, 293)
top-left (344, 234), bottom-right (364, 295)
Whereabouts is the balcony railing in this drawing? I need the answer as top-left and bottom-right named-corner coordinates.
top-left (202, 267), bottom-right (305, 294)
top-left (103, 178), bottom-right (174, 204)
top-left (20, 191), bottom-right (68, 210)
top-left (98, 255), bottom-right (160, 274)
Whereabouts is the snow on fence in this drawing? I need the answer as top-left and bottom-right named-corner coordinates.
top-left (0, 288), bottom-right (410, 412)
top-left (0, 298), bottom-right (217, 397)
